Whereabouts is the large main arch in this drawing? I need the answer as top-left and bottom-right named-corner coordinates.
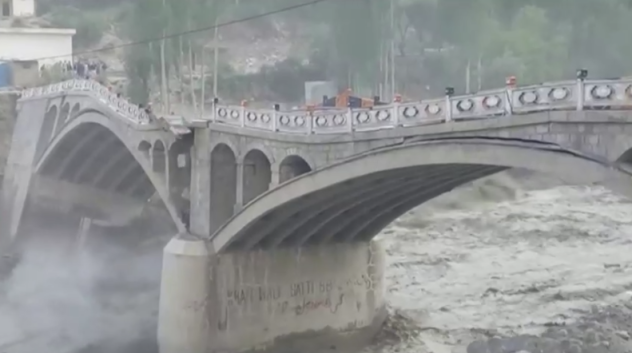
top-left (210, 138), bottom-right (632, 252)
top-left (32, 111), bottom-right (186, 233)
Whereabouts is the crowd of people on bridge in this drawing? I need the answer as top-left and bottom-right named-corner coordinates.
top-left (39, 59), bottom-right (108, 81)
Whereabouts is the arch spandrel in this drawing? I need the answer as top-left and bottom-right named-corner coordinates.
top-left (210, 139), bottom-right (632, 252)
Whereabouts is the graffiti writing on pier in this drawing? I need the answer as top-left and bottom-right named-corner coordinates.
top-left (226, 285), bottom-right (282, 305)
top-left (226, 276), bottom-right (366, 304)
top-left (219, 275), bottom-right (374, 331)
top-left (294, 293), bottom-right (345, 315)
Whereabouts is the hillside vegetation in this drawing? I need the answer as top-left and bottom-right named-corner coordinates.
top-left (35, 0), bottom-right (632, 104)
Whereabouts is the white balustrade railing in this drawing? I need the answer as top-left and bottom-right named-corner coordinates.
top-left (206, 78), bottom-right (632, 134)
top-left (20, 79), bottom-right (150, 124)
top-left (21, 78), bottom-right (632, 134)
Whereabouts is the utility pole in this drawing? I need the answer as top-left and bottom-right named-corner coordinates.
top-left (390, 0), bottom-right (395, 99)
top-left (160, 0), bottom-right (169, 113)
top-left (200, 46), bottom-right (206, 118)
top-left (212, 16), bottom-right (219, 99)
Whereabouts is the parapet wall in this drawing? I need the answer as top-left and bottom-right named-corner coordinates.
top-left (158, 237), bottom-right (386, 353)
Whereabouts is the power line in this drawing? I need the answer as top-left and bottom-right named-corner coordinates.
top-left (31, 0), bottom-right (332, 62)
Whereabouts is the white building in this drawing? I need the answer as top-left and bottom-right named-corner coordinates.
top-left (0, 0), bottom-right (75, 67)
top-left (1, 0), bottom-right (35, 17)
top-left (0, 27), bottom-right (76, 66)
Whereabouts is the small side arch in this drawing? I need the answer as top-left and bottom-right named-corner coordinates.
top-left (59, 103), bottom-right (70, 122)
top-left (242, 142), bottom-right (275, 165)
top-left (243, 149), bottom-right (272, 204)
top-left (69, 103), bottom-right (81, 122)
top-left (138, 140), bottom-right (152, 159)
top-left (279, 155), bottom-right (312, 183)
top-left (208, 137), bottom-right (239, 161)
top-left (45, 104), bottom-right (58, 119)
top-left (42, 105), bottom-right (58, 143)
top-left (152, 139), bottom-right (166, 174)
top-left (210, 143), bottom-right (238, 233)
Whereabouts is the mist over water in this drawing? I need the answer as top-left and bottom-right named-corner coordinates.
top-left (0, 226), bottom-right (165, 353)
top-left (2, 170), bottom-right (632, 353)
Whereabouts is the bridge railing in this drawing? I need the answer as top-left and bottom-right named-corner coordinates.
top-left (20, 80), bottom-right (150, 125)
top-left (209, 78), bottom-right (632, 134)
top-left (19, 78), bottom-right (632, 133)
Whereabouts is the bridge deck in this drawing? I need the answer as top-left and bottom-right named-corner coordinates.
top-left (18, 78), bottom-right (632, 137)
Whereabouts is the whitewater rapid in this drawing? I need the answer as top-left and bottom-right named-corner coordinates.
top-left (371, 184), bottom-right (632, 353)
top-left (2, 173), bottom-right (632, 353)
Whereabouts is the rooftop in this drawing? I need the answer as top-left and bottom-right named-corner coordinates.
top-left (0, 26), bottom-right (75, 35)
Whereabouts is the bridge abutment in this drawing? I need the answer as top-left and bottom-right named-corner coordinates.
top-left (158, 236), bottom-right (386, 353)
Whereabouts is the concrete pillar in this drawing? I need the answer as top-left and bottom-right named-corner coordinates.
top-left (189, 133), bottom-right (211, 236)
top-left (270, 164), bottom-right (280, 188)
top-left (157, 235), bottom-right (213, 353)
top-left (234, 162), bottom-right (244, 212)
top-left (157, 238), bottom-right (386, 353)
top-left (0, 98), bottom-right (49, 241)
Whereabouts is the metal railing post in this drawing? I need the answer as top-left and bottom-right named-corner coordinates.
top-left (576, 69), bottom-right (587, 111)
top-left (445, 87), bottom-right (454, 122)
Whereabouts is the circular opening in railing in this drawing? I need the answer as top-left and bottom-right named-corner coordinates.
top-left (403, 106), bottom-right (419, 118)
top-left (230, 110), bottom-right (240, 119)
top-left (425, 104), bottom-right (441, 115)
top-left (261, 114), bottom-right (270, 123)
top-left (217, 108), bottom-right (227, 118)
top-left (591, 85), bottom-right (613, 100)
top-left (519, 91), bottom-right (539, 105)
top-left (356, 112), bottom-right (370, 124)
top-left (279, 116), bottom-right (290, 125)
top-left (294, 116), bottom-right (305, 126)
top-left (315, 116), bottom-right (328, 127)
top-left (247, 112), bottom-right (257, 121)
top-left (375, 110), bottom-right (390, 121)
top-left (549, 87), bottom-right (569, 101)
top-left (333, 115), bottom-right (345, 125)
top-left (482, 96), bottom-right (501, 108)
top-left (456, 99), bottom-right (474, 112)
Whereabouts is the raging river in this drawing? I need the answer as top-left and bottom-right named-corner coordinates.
top-left (1, 169), bottom-right (632, 353)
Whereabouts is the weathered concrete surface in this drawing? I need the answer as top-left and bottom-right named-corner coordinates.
top-left (158, 236), bottom-right (386, 353)
top-left (0, 93), bottom-right (17, 181)
top-left (0, 97), bottom-right (48, 242)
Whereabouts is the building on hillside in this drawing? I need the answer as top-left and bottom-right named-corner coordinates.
top-left (1, 0), bottom-right (35, 17)
top-left (0, 27), bottom-right (76, 67)
top-left (0, 0), bottom-right (75, 88)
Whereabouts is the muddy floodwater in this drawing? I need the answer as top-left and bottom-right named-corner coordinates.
top-left (2, 171), bottom-right (632, 353)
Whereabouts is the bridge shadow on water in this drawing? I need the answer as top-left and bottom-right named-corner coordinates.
top-left (0, 208), bottom-right (171, 353)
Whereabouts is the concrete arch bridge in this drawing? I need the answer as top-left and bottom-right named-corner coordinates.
top-left (3, 78), bottom-right (632, 353)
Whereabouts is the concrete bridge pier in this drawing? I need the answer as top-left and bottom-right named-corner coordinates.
top-left (158, 236), bottom-right (387, 353)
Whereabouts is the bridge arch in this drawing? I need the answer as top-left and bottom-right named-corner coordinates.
top-left (210, 143), bottom-right (237, 232)
top-left (34, 111), bottom-right (185, 232)
top-left (279, 155), bottom-right (312, 183)
top-left (210, 139), bottom-right (632, 252)
top-left (242, 149), bottom-right (271, 204)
